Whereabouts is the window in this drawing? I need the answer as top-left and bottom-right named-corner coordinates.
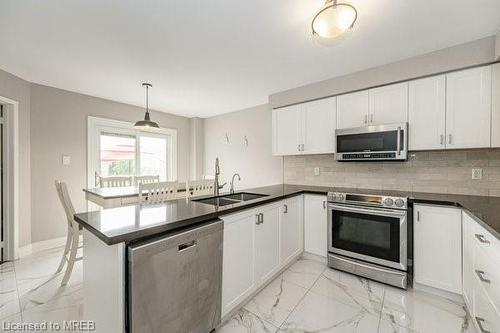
top-left (88, 117), bottom-right (177, 187)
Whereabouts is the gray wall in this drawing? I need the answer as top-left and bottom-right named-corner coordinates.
top-left (0, 69), bottom-right (32, 247)
top-left (284, 150), bottom-right (500, 197)
top-left (30, 84), bottom-right (191, 243)
top-left (270, 36), bottom-right (497, 108)
top-left (204, 104), bottom-right (282, 189)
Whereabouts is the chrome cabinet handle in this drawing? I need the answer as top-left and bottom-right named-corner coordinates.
top-left (260, 213), bottom-right (264, 224)
top-left (283, 204), bottom-right (288, 214)
top-left (448, 134), bottom-right (452, 144)
top-left (475, 270), bottom-right (491, 283)
top-left (297, 144), bottom-right (300, 152)
top-left (255, 214), bottom-right (260, 225)
top-left (370, 114), bottom-right (374, 123)
top-left (364, 114), bottom-right (367, 123)
top-left (323, 201), bottom-right (326, 209)
top-left (440, 134), bottom-right (444, 145)
top-left (475, 234), bottom-right (490, 244)
top-left (416, 211), bottom-right (420, 221)
top-left (475, 317), bottom-right (491, 333)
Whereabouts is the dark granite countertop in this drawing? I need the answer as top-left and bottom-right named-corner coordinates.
top-left (74, 184), bottom-right (500, 245)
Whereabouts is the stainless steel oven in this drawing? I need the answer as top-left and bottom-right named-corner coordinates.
top-left (327, 191), bottom-right (409, 289)
top-left (335, 123), bottom-right (408, 161)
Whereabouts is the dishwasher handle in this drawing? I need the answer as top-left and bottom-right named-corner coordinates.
top-left (178, 240), bottom-right (197, 253)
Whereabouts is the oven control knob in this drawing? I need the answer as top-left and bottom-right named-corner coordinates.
top-left (330, 193), bottom-right (336, 201)
top-left (337, 194), bottom-right (344, 201)
top-left (395, 199), bottom-right (405, 208)
top-left (383, 198), bottom-right (394, 206)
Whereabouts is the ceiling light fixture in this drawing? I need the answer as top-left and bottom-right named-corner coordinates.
top-left (311, 0), bottom-right (357, 39)
top-left (134, 83), bottom-right (160, 130)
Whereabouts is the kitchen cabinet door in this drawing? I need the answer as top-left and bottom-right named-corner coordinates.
top-left (302, 97), bottom-right (336, 154)
top-left (446, 66), bottom-right (492, 149)
top-left (280, 195), bottom-right (304, 266)
top-left (369, 82), bottom-right (409, 125)
top-left (414, 204), bottom-right (462, 294)
top-left (492, 63), bottom-right (500, 147)
top-left (462, 213), bottom-right (474, 309)
top-left (221, 210), bottom-right (256, 316)
top-left (304, 195), bottom-right (328, 257)
top-left (408, 75), bottom-right (446, 150)
top-left (336, 91), bottom-right (369, 129)
top-left (272, 105), bottom-right (301, 155)
top-left (255, 202), bottom-right (281, 284)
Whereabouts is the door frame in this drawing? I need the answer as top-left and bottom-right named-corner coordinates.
top-left (0, 96), bottom-right (19, 261)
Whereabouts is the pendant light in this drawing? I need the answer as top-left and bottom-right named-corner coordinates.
top-left (134, 83), bottom-right (160, 130)
top-left (311, 0), bottom-right (357, 39)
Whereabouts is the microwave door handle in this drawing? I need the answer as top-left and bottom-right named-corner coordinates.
top-left (396, 126), bottom-right (401, 156)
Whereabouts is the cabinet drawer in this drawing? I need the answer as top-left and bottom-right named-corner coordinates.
top-left (475, 240), bottom-right (500, 312)
top-left (473, 277), bottom-right (500, 333)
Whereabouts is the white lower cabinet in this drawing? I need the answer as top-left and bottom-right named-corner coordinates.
top-left (221, 197), bottom-right (303, 317)
top-left (304, 195), bottom-right (328, 257)
top-left (463, 212), bottom-right (500, 333)
top-left (280, 195), bottom-right (304, 266)
top-left (413, 204), bottom-right (462, 294)
top-left (221, 210), bottom-right (256, 317)
top-left (255, 202), bottom-right (281, 284)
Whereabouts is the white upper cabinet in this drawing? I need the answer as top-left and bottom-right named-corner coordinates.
top-left (413, 204), bottom-right (462, 294)
top-left (337, 90), bottom-right (369, 129)
top-left (446, 66), bottom-right (492, 149)
top-left (408, 75), bottom-right (446, 150)
top-left (492, 63), bottom-right (500, 147)
top-left (368, 82), bottom-right (409, 125)
top-left (272, 105), bottom-right (301, 155)
top-left (272, 97), bottom-right (336, 156)
top-left (302, 98), bottom-right (336, 154)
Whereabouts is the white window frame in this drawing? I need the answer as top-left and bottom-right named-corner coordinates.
top-left (87, 116), bottom-right (177, 187)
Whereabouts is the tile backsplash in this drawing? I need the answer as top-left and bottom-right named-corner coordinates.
top-left (284, 149), bottom-right (500, 197)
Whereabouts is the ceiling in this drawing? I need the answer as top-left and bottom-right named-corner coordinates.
top-left (0, 1), bottom-right (499, 118)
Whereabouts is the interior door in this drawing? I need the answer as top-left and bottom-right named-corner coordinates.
top-left (446, 66), bottom-right (492, 149)
top-left (272, 105), bottom-right (301, 155)
top-left (336, 91), bottom-right (369, 129)
top-left (408, 75), bottom-right (446, 150)
top-left (302, 97), bottom-right (336, 154)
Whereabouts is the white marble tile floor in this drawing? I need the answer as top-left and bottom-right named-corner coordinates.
top-left (0, 247), bottom-right (474, 333)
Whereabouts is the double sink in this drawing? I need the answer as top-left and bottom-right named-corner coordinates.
top-left (193, 192), bottom-right (268, 207)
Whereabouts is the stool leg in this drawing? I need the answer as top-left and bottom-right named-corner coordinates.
top-left (56, 229), bottom-right (72, 273)
top-left (61, 227), bottom-right (79, 286)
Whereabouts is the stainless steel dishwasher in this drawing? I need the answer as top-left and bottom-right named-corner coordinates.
top-left (128, 219), bottom-right (223, 333)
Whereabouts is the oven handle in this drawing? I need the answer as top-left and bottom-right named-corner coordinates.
top-left (397, 126), bottom-right (401, 156)
top-left (328, 203), bottom-right (407, 218)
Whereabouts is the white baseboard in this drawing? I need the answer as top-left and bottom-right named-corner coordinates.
top-left (18, 237), bottom-right (67, 259)
top-left (302, 251), bottom-right (328, 264)
top-left (413, 282), bottom-right (465, 304)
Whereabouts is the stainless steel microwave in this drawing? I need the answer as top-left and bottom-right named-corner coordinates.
top-left (335, 123), bottom-right (408, 161)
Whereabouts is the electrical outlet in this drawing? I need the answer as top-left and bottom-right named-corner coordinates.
top-left (472, 168), bottom-right (482, 180)
top-left (313, 167), bottom-right (320, 176)
top-left (62, 155), bottom-right (71, 166)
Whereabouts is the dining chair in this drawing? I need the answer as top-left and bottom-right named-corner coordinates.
top-left (135, 175), bottom-right (160, 186)
top-left (139, 181), bottom-right (179, 204)
top-left (186, 179), bottom-right (215, 198)
top-left (99, 176), bottom-right (133, 188)
top-left (55, 180), bottom-right (83, 286)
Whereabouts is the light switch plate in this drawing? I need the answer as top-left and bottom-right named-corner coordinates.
top-left (472, 168), bottom-right (482, 180)
top-left (313, 167), bottom-right (320, 176)
top-left (62, 155), bottom-right (71, 166)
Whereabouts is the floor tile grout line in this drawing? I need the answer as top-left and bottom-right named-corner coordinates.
top-left (277, 266), bottom-right (326, 331)
top-left (376, 288), bottom-right (386, 333)
top-left (12, 260), bottom-right (23, 321)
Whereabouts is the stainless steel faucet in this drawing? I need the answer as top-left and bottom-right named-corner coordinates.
top-left (230, 173), bottom-right (241, 194)
top-left (214, 157), bottom-right (221, 197)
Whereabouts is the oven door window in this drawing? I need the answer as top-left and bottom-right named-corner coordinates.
top-left (331, 210), bottom-right (400, 263)
top-left (336, 130), bottom-right (404, 153)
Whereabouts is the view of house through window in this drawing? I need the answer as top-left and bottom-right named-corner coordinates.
top-left (99, 131), bottom-right (171, 181)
